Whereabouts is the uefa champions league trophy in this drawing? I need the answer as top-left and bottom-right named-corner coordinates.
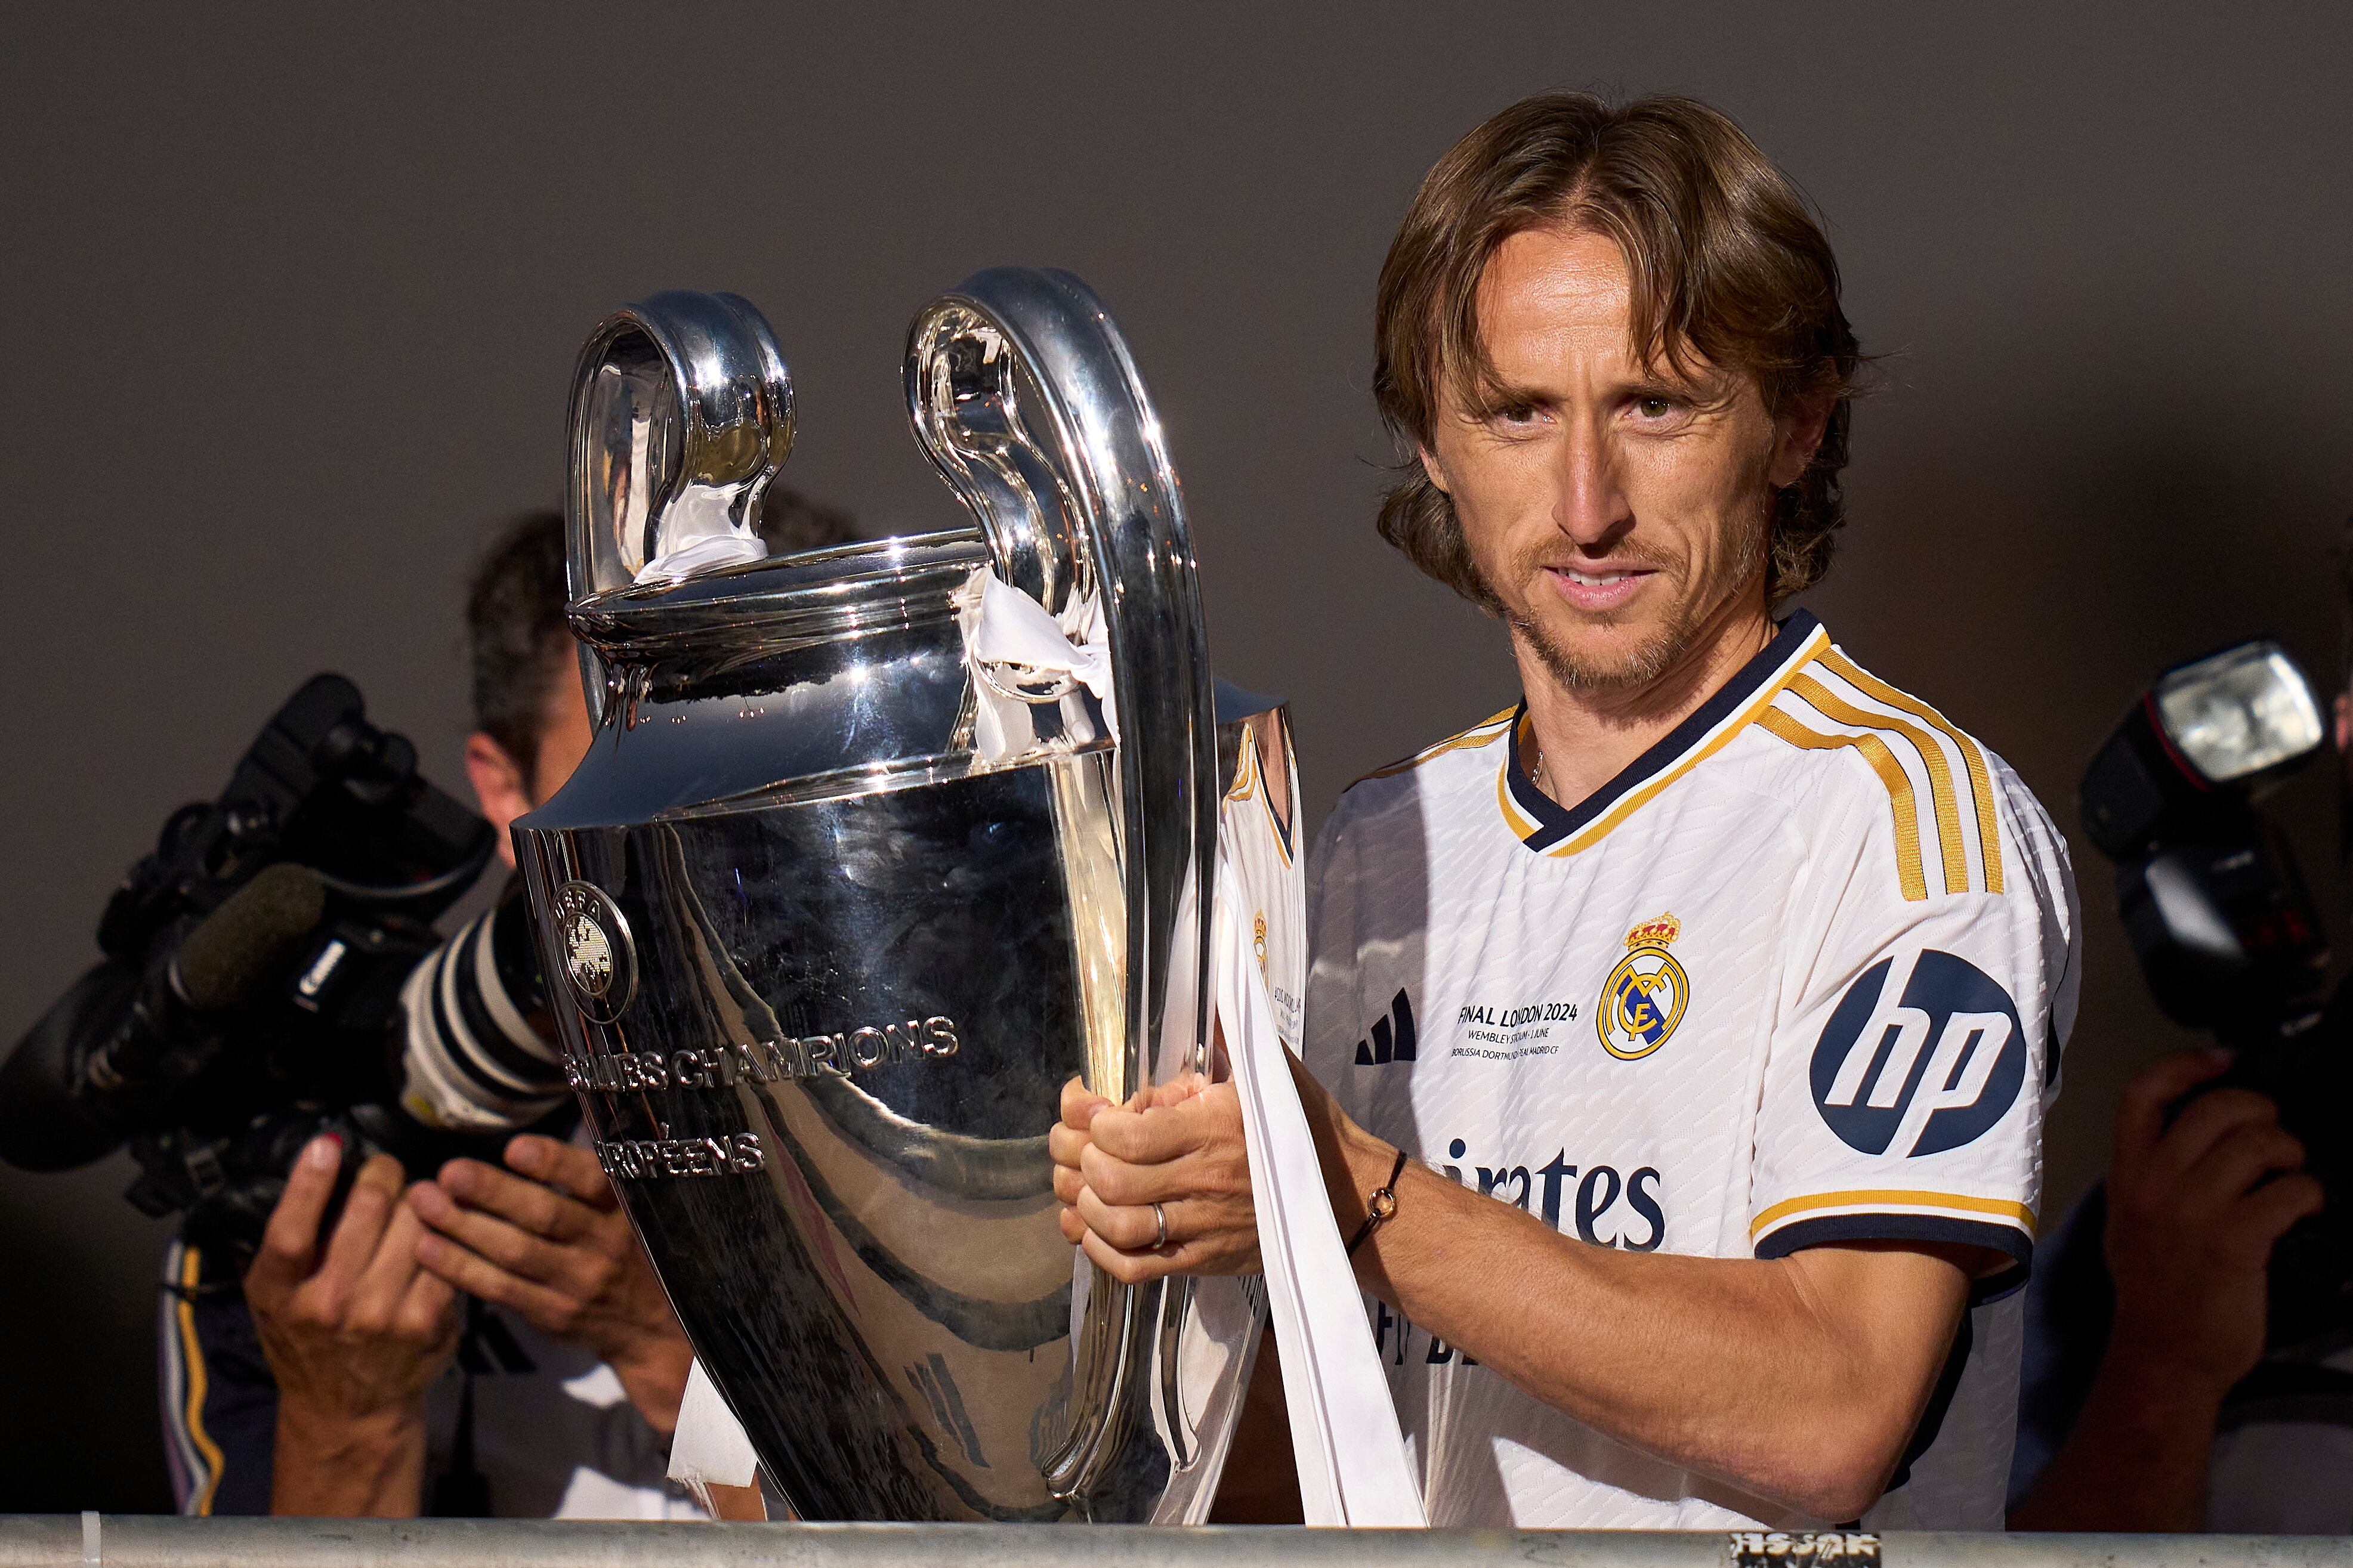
top-left (512, 271), bottom-right (1300, 1521)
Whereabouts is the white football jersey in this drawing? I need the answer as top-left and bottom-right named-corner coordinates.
top-left (1303, 610), bottom-right (2079, 1530)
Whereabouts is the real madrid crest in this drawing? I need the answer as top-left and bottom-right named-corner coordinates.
top-left (1598, 912), bottom-right (1688, 1061)
top-left (555, 880), bottom-right (637, 1023)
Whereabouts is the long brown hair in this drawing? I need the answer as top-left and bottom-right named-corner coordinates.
top-left (1373, 92), bottom-right (1861, 608)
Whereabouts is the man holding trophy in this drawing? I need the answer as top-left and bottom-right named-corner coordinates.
top-left (509, 88), bottom-right (2071, 1535)
top-left (1052, 92), bottom-right (2077, 1530)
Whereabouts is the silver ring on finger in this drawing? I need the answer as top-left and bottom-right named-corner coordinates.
top-left (1151, 1202), bottom-right (1169, 1250)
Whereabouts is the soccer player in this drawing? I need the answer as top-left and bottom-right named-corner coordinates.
top-left (1051, 92), bottom-right (2079, 1530)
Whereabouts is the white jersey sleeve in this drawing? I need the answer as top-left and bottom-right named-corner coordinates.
top-left (1749, 737), bottom-right (2079, 1297)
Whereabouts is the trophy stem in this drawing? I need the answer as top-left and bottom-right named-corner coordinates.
top-left (1040, 1275), bottom-right (1148, 1510)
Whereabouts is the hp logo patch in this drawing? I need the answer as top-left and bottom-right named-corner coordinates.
top-left (1810, 950), bottom-right (2026, 1159)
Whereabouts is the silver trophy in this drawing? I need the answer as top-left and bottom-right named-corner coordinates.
top-left (513, 270), bottom-right (1301, 1522)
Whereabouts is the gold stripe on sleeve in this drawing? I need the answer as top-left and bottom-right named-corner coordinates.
top-left (1789, 673), bottom-right (1969, 896)
top-left (1757, 707), bottom-right (1929, 902)
top-left (175, 1246), bottom-right (225, 1517)
top-left (1818, 649), bottom-right (2005, 895)
top-left (1750, 1188), bottom-right (2039, 1239)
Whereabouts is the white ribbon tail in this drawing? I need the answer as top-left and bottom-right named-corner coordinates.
top-left (1216, 855), bottom-right (1426, 1528)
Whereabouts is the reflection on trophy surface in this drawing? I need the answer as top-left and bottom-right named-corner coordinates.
top-left (512, 271), bottom-right (1298, 1521)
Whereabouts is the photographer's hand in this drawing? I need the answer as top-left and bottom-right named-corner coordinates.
top-left (2010, 1051), bottom-right (2325, 1530)
top-left (407, 1134), bottom-right (692, 1434)
top-left (2105, 1051), bottom-right (2323, 1394)
top-left (243, 1134), bottom-right (460, 1518)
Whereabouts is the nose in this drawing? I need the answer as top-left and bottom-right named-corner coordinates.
top-left (1549, 415), bottom-right (1632, 549)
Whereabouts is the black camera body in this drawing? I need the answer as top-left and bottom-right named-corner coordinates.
top-left (1, 674), bottom-right (561, 1264)
top-left (2080, 641), bottom-right (2353, 1347)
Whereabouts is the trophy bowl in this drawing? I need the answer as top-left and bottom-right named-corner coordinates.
top-left (514, 271), bottom-right (1292, 1521)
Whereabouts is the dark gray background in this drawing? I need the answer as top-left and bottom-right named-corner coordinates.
top-left (5, 2), bottom-right (2349, 1513)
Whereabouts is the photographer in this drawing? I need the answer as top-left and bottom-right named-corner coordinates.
top-left (168, 494), bottom-right (859, 1518)
top-left (2008, 549), bottom-right (2353, 1533)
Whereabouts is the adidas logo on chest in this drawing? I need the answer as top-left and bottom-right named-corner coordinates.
top-left (1352, 988), bottom-right (1416, 1065)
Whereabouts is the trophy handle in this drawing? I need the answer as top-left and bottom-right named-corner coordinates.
top-left (907, 269), bottom-right (1218, 1509)
top-left (564, 290), bottom-right (796, 721)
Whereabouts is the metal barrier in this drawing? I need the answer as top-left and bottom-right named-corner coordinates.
top-left (0, 1518), bottom-right (2346, 1568)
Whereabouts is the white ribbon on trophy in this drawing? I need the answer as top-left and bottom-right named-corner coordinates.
top-left (953, 573), bottom-right (1423, 1525)
top-left (1212, 849), bottom-right (1425, 1528)
top-left (954, 569), bottom-right (1119, 765)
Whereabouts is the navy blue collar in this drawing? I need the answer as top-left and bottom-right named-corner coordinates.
top-left (1503, 609), bottom-right (1823, 853)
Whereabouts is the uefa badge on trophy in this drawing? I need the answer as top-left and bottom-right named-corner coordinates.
top-left (513, 270), bottom-right (1304, 1521)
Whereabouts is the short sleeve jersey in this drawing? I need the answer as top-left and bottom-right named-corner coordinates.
top-left (1302, 610), bottom-right (2080, 1530)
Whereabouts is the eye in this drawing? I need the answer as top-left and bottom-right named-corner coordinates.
top-left (1633, 395), bottom-right (1678, 421)
top-left (1495, 403), bottom-right (1544, 426)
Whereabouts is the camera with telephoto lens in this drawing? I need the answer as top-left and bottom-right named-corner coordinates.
top-left (2080, 638), bottom-right (2353, 1346)
top-left (0, 673), bottom-right (575, 1266)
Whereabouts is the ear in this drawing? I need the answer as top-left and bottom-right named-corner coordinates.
top-left (464, 732), bottom-right (532, 870)
top-left (2335, 691), bottom-right (2350, 754)
top-left (1769, 390), bottom-right (1836, 490)
top-left (1417, 444), bottom-right (1453, 496)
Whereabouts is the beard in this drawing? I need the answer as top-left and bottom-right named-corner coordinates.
top-left (1489, 499), bottom-right (1770, 696)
